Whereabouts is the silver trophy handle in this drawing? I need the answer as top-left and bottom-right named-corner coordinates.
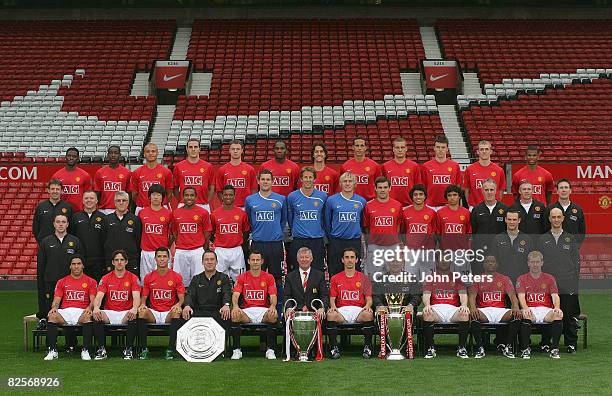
top-left (310, 299), bottom-right (325, 318)
top-left (284, 298), bottom-right (298, 314)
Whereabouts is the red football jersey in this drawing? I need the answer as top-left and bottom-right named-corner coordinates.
top-left (172, 205), bottom-right (212, 250)
top-left (382, 159), bottom-right (421, 206)
top-left (302, 165), bottom-right (339, 195)
top-left (138, 206), bottom-right (172, 251)
top-left (98, 270), bottom-right (140, 311)
top-left (340, 158), bottom-right (381, 201)
top-left (516, 272), bottom-right (558, 308)
top-left (402, 205), bottom-right (438, 249)
top-left (425, 277), bottom-right (466, 306)
top-left (436, 206), bottom-right (471, 250)
top-left (215, 162), bottom-right (257, 207)
top-left (51, 167), bottom-right (92, 212)
top-left (55, 274), bottom-right (97, 309)
top-left (233, 270), bottom-right (277, 309)
top-left (463, 161), bottom-right (507, 207)
top-left (142, 269), bottom-right (185, 312)
top-left (511, 165), bottom-right (554, 204)
top-left (469, 272), bottom-right (514, 309)
top-left (420, 159), bottom-right (461, 207)
top-left (93, 165), bottom-right (131, 210)
top-left (129, 164), bottom-right (174, 208)
top-left (362, 198), bottom-right (403, 246)
top-left (329, 271), bottom-right (371, 308)
top-left (172, 159), bottom-right (215, 205)
top-left (260, 159), bottom-right (300, 197)
top-left (211, 206), bottom-right (250, 248)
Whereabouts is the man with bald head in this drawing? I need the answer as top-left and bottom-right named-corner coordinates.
top-left (129, 143), bottom-right (174, 215)
top-left (537, 207), bottom-right (581, 353)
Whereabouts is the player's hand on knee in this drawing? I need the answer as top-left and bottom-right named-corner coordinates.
top-left (522, 308), bottom-right (534, 321)
top-left (220, 305), bottom-right (230, 321)
top-left (469, 307), bottom-right (479, 320)
top-left (48, 308), bottom-right (58, 316)
top-left (553, 308), bottom-right (563, 319)
top-left (423, 306), bottom-right (433, 317)
top-left (182, 306), bottom-right (193, 320)
top-left (231, 307), bottom-right (242, 322)
top-left (92, 308), bottom-right (103, 321)
top-left (266, 306), bottom-right (277, 319)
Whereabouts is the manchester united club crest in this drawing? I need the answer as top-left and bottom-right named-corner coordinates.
top-left (355, 281), bottom-right (361, 288)
top-left (128, 219), bottom-right (134, 225)
top-left (193, 215), bottom-right (200, 221)
top-left (390, 207), bottom-right (396, 213)
top-left (491, 171), bottom-right (497, 177)
top-left (260, 281), bottom-right (266, 287)
top-left (82, 282), bottom-right (88, 288)
top-left (68, 241), bottom-right (75, 247)
top-left (459, 215), bottom-right (465, 221)
top-left (76, 176), bottom-right (81, 182)
top-left (124, 282), bottom-right (130, 287)
top-left (271, 203), bottom-right (277, 208)
top-left (520, 240), bottom-right (526, 246)
top-left (497, 281), bottom-right (502, 287)
top-left (447, 167), bottom-right (453, 172)
top-left (157, 173), bottom-right (163, 179)
top-left (354, 203), bottom-right (359, 208)
top-left (313, 201), bottom-right (319, 207)
top-left (96, 217), bottom-right (102, 222)
top-left (598, 195), bottom-right (610, 210)
top-left (313, 288), bottom-right (317, 293)
top-left (119, 174), bottom-right (125, 179)
top-left (233, 215), bottom-right (240, 220)
top-left (61, 208), bottom-right (67, 213)
top-left (565, 237), bottom-right (571, 242)
top-left (217, 280), bottom-right (222, 286)
top-left (538, 176), bottom-right (543, 182)
top-left (405, 168), bottom-right (411, 174)
top-left (498, 209), bottom-right (504, 214)
top-left (241, 170), bottom-right (248, 175)
top-left (424, 214), bottom-right (429, 220)
top-left (160, 216), bottom-right (166, 222)
top-left (324, 175), bottom-right (330, 181)
top-left (286, 168), bottom-right (292, 174)
top-left (168, 280), bottom-right (174, 286)
top-left (365, 166), bottom-right (371, 172)
top-left (535, 206), bottom-right (541, 212)
top-left (571, 208), bottom-right (577, 214)
top-left (541, 283), bottom-right (547, 289)
top-left (200, 168), bottom-right (205, 173)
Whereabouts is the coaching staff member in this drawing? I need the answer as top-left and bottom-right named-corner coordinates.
top-left (70, 190), bottom-right (105, 281)
top-left (182, 250), bottom-right (232, 329)
top-left (284, 247), bottom-right (329, 315)
top-left (102, 191), bottom-right (142, 276)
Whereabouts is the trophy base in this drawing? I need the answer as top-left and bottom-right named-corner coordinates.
top-left (298, 355), bottom-right (311, 362)
top-left (386, 350), bottom-right (405, 360)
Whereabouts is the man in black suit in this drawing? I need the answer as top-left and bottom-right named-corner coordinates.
top-left (284, 247), bottom-right (329, 316)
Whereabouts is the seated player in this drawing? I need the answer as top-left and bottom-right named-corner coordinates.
top-left (230, 250), bottom-right (278, 360)
top-left (44, 255), bottom-right (97, 361)
top-left (137, 247), bottom-right (185, 360)
top-left (92, 249), bottom-right (140, 360)
top-left (326, 247), bottom-right (375, 359)
top-left (421, 258), bottom-right (470, 359)
top-left (468, 255), bottom-right (521, 359)
top-left (516, 251), bottom-right (564, 359)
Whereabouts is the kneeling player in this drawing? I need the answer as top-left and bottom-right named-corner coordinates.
top-left (137, 247), bottom-right (185, 360)
top-left (468, 255), bottom-right (521, 359)
top-left (516, 251), bottom-right (564, 359)
top-left (422, 258), bottom-right (470, 359)
top-left (326, 247), bottom-right (375, 359)
top-left (44, 255), bottom-right (97, 361)
top-left (92, 249), bottom-right (140, 359)
top-left (230, 250), bottom-right (278, 360)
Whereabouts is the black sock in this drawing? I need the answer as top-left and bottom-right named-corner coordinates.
top-left (169, 318), bottom-right (182, 349)
top-left (551, 320), bottom-right (563, 349)
top-left (82, 322), bottom-right (93, 351)
top-left (93, 321), bottom-right (106, 348)
top-left (47, 322), bottom-right (58, 350)
top-left (326, 323), bottom-right (338, 349)
top-left (506, 319), bottom-right (520, 349)
top-left (458, 321), bottom-right (469, 349)
top-left (126, 320), bottom-right (137, 348)
top-left (64, 327), bottom-right (77, 348)
top-left (266, 324), bottom-right (277, 350)
top-left (362, 322), bottom-right (374, 348)
top-left (231, 324), bottom-right (241, 349)
top-left (137, 318), bottom-right (148, 349)
top-left (423, 321), bottom-right (434, 350)
top-left (471, 320), bottom-right (483, 348)
top-left (520, 319), bottom-right (532, 350)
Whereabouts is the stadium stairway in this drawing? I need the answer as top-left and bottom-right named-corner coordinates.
top-left (419, 26), bottom-right (442, 59)
top-left (151, 104), bottom-right (176, 160)
top-left (130, 72), bottom-right (150, 97)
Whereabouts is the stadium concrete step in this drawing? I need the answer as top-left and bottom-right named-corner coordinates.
top-left (462, 72), bottom-right (482, 96)
top-left (130, 72), bottom-right (150, 96)
top-left (190, 72), bottom-right (212, 96)
top-left (170, 27), bottom-right (192, 61)
top-left (437, 105), bottom-right (471, 165)
top-left (400, 72), bottom-right (423, 95)
top-left (150, 104), bottom-right (176, 160)
top-left (419, 26), bottom-right (442, 59)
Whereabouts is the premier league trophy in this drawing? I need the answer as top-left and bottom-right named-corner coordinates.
top-left (379, 293), bottom-right (408, 360)
top-left (284, 299), bottom-right (323, 362)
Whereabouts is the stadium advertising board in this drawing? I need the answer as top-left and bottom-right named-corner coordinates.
top-left (423, 60), bottom-right (458, 89)
top-left (154, 60), bottom-right (190, 89)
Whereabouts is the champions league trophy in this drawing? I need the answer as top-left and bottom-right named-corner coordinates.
top-left (284, 299), bottom-right (324, 362)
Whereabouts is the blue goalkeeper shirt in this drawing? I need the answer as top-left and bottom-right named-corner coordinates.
top-left (245, 191), bottom-right (287, 242)
top-left (324, 192), bottom-right (366, 239)
top-left (287, 188), bottom-right (327, 239)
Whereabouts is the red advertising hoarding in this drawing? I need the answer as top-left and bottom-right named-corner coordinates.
top-left (154, 60), bottom-right (190, 89)
top-left (423, 60), bottom-right (458, 89)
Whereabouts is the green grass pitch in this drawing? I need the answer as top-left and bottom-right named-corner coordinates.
top-left (1, 291), bottom-right (611, 395)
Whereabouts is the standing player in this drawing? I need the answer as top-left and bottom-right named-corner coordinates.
top-left (92, 250), bottom-right (140, 360)
top-left (362, 177), bottom-right (403, 275)
top-left (287, 167), bottom-right (327, 272)
top-left (463, 140), bottom-right (506, 209)
top-left (544, 179), bottom-right (586, 245)
top-left (309, 141), bottom-right (339, 195)
top-left (93, 145), bottom-right (131, 215)
top-left (102, 191), bottom-right (141, 276)
top-left (33, 179), bottom-right (72, 323)
top-left (489, 209), bottom-right (533, 282)
top-left (421, 258), bottom-right (470, 359)
top-left (230, 250), bottom-right (278, 360)
top-left (43, 255), bottom-right (97, 361)
top-left (510, 181), bottom-right (547, 235)
top-left (69, 191), bottom-right (106, 281)
top-left (516, 251), bottom-right (564, 359)
top-left (51, 147), bottom-right (92, 212)
top-left (382, 137), bottom-right (421, 207)
top-left (323, 172), bottom-right (367, 277)
top-left (538, 207), bottom-right (581, 353)
top-left (172, 187), bottom-right (212, 287)
top-left (215, 139), bottom-right (257, 207)
top-left (211, 185), bottom-right (250, 281)
top-left (245, 169), bottom-right (288, 282)
top-left (420, 135), bottom-right (461, 210)
top-left (138, 184), bottom-right (173, 282)
top-left (261, 140), bottom-right (300, 197)
top-left (137, 247), bottom-right (185, 360)
top-left (511, 145), bottom-right (554, 205)
top-left (172, 138), bottom-right (215, 212)
top-left (326, 247), bottom-right (375, 359)
top-left (468, 255), bottom-right (521, 359)
top-left (130, 143), bottom-right (174, 215)
top-left (340, 137), bottom-right (381, 201)
top-left (436, 185), bottom-right (471, 256)
top-left (470, 180), bottom-right (508, 274)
